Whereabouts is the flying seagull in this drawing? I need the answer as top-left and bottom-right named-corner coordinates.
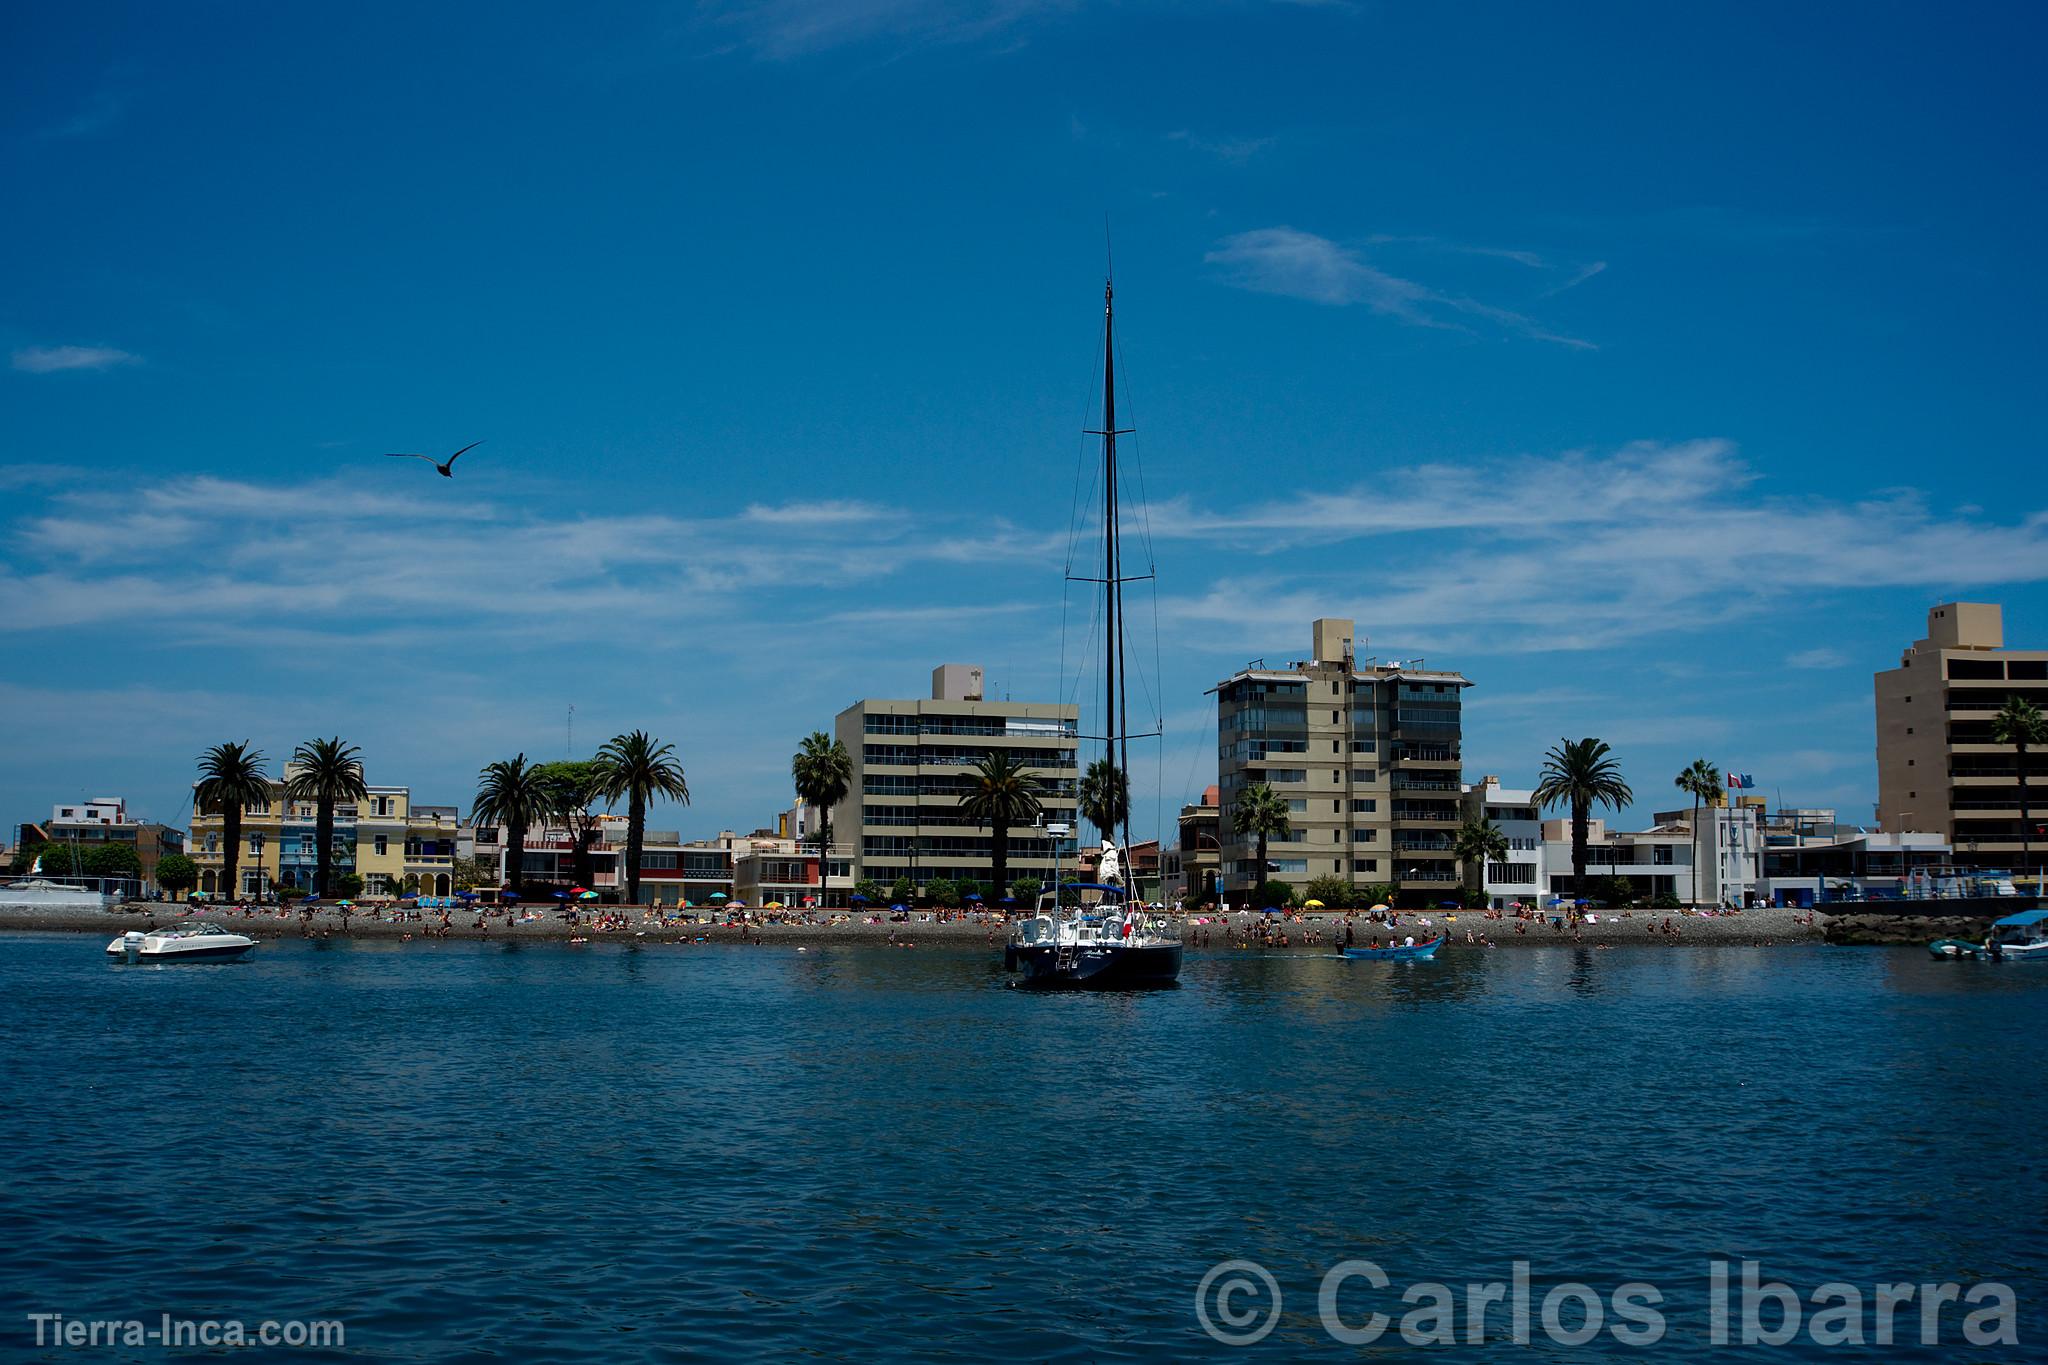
top-left (385, 440), bottom-right (482, 478)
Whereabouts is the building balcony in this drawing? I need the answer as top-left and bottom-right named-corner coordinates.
top-left (1397, 870), bottom-right (1461, 884)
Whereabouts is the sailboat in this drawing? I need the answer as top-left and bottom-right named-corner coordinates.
top-left (1005, 278), bottom-right (1184, 989)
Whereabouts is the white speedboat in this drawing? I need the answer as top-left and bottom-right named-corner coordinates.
top-left (106, 922), bottom-right (258, 962)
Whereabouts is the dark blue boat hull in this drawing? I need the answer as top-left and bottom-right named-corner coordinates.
top-left (1007, 941), bottom-right (1183, 989)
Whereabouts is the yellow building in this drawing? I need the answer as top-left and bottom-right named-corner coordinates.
top-left (188, 779), bottom-right (285, 898)
top-left (191, 770), bottom-right (465, 899)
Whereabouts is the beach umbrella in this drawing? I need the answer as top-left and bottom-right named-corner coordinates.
top-left (457, 889), bottom-right (477, 900)
top-left (1369, 903), bottom-right (1390, 913)
top-left (1001, 896), bottom-right (1017, 906)
top-left (765, 901), bottom-right (784, 909)
top-left (966, 893), bottom-right (982, 901)
top-left (729, 900), bottom-right (747, 908)
top-left (578, 890), bottom-right (599, 901)
top-left (1303, 898), bottom-right (1325, 908)
top-left (571, 886), bottom-right (590, 895)
top-left (552, 890), bottom-right (570, 900)
top-left (890, 903), bottom-right (906, 912)
top-left (849, 893), bottom-right (867, 903)
top-left (709, 891), bottom-right (728, 901)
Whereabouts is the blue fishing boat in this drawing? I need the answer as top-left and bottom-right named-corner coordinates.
top-left (1928, 937), bottom-right (1987, 960)
top-left (1343, 935), bottom-right (1444, 962)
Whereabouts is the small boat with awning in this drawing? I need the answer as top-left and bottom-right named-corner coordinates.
top-left (1986, 909), bottom-right (2048, 962)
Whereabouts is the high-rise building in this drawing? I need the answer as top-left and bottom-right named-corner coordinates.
top-left (1212, 618), bottom-right (1471, 897)
top-left (832, 663), bottom-right (1079, 896)
top-left (1876, 602), bottom-right (2048, 878)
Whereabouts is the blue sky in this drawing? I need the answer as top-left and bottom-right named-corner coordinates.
top-left (6, 2), bottom-right (2048, 841)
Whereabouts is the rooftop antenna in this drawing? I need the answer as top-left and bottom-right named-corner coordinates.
top-left (566, 703), bottom-right (574, 756)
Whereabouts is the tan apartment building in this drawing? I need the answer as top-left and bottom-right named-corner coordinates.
top-left (831, 663), bottom-right (1080, 897)
top-left (1876, 602), bottom-right (2048, 878)
top-left (1212, 618), bottom-right (1472, 898)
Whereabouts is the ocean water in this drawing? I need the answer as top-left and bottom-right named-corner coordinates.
top-left (1, 935), bottom-right (2043, 1361)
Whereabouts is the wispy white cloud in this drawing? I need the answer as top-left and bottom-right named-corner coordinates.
top-left (12, 345), bottom-right (141, 374)
top-left (697, 0), bottom-right (1072, 59)
top-left (1165, 129), bottom-right (1275, 163)
top-left (1786, 647), bottom-right (1848, 670)
top-left (1205, 227), bottom-right (1596, 348)
top-left (1150, 440), bottom-right (2048, 654)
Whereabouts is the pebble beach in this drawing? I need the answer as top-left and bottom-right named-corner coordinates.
top-left (5, 901), bottom-right (1826, 948)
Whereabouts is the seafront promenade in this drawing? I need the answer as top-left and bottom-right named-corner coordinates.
top-left (4, 902), bottom-right (1824, 947)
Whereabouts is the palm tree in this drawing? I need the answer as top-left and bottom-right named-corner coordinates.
top-left (472, 754), bottom-right (552, 898)
top-left (285, 737), bottom-right (368, 899)
top-left (597, 730), bottom-right (689, 906)
top-left (958, 751), bottom-right (1044, 904)
top-left (1232, 782), bottom-right (1292, 898)
top-left (1079, 758), bottom-right (1129, 846)
top-left (1673, 757), bottom-right (1719, 907)
top-left (790, 731), bottom-right (853, 907)
top-left (194, 742), bottom-right (270, 901)
top-left (1453, 817), bottom-right (1510, 902)
top-left (1992, 696), bottom-right (2048, 875)
top-left (1533, 737), bottom-right (1634, 897)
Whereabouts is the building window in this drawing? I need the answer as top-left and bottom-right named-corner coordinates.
top-left (1351, 799), bottom-right (1376, 813)
top-left (374, 836), bottom-right (388, 855)
top-left (642, 852), bottom-right (678, 870)
top-left (248, 834), bottom-right (263, 855)
top-left (1352, 859), bottom-right (1378, 873)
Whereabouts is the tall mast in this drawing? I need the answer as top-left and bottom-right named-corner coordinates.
top-left (1100, 280), bottom-right (1133, 854)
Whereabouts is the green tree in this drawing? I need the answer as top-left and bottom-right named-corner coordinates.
top-left (195, 741), bottom-right (271, 901)
top-left (1992, 696), bottom-right (2048, 873)
top-left (1009, 876), bottom-right (1043, 909)
top-left (450, 854), bottom-right (493, 891)
top-left (1302, 873), bottom-right (1354, 910)
top-left (925, 876), bottom-right (960, 908)
top-left (473, 754), bottom-right (552, 897)
top-left (1232, 783), bottom-right (1293, 898)
top-left (83, 844), bottom-right (143, 880)
top-left (286, 737), bottom-right (369, 899)
top-left (596, 731), bottom-right (690, 906)
top-left (791, 731), bottom-right (853, 906)
top-left (852, 877), bottom-right (885, 905)
top-left (1453, 818), bottom-right (1510, 901)
top-left (1079, 758), bottom-right (1129, 846)
top-left (156, 853), bottom-right (199, 896)
top-left (958, 750), bottom-right (1044, 904)
top-left (1534, 738), bottom-right (1634, 895)
top-left (334, 872), bottom-right (365, 899)
top-left (534, 759), bottom-right (609, 890)
top-left (1674, 757), bottom-right (1719, 907)
top-left (889, 875), bottom-right (915, 907)
top-left (1252, 877), bottom-right (1295, 909)
top-left (1360, 882), bottom-right (1398, 908)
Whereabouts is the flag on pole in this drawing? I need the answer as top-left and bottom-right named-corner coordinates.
top-left (1724, 772), bottom-right (1755, 790)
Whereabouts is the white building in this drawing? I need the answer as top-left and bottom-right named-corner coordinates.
top-left (1462, 776), bottom-right (1548, 910)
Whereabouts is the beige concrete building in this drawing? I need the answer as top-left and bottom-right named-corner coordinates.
top-left (1212, 618), bottom-right (1471, 898)
top-left (831, 663), bottom-right (1080, 896)
top-left (1877, 602), bottom-right (2048, 878)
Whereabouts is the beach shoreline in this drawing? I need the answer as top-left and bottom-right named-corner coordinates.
top-left (4, 903), bottom-right (1825, 948)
